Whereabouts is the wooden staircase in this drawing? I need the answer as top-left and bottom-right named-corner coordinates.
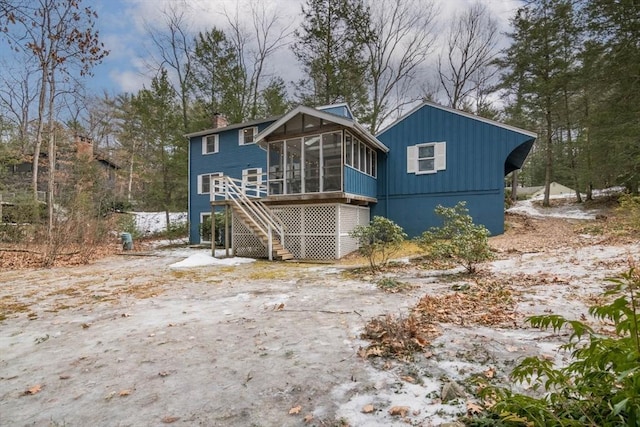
top-left (231, 204), bottom-right (293, 261)
top-left (212, 175), bottom-right (293, 261)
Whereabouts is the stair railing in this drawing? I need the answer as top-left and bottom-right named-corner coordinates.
top-left (211, 175), bottom-right (286, 260)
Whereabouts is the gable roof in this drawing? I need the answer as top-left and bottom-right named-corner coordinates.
top-left (255, 105), bottom-right (389, 152)
top-left (376, 100), bottom-right (538, 139)
top-left (315, 102), bottom-right (354, 119)
top-left (184, 115), bottom-right (282, 139)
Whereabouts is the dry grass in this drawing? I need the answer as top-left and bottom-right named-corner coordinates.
top-left (336, 241), bottom-right (423, 267)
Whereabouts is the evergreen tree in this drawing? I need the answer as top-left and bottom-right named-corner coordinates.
top-left (131, 70), bottom-right (187, 229)
top-left (499, 0), bottom-right (576, 206)
top-left (292, 0), bottom-right (375, 117)
top-left (585, 0), bottom-right (640, 192)
top-left (190, 28), bottom-right (243, 127)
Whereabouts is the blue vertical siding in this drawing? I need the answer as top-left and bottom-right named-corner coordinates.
top-left (344, 166), bottom-right (377, 198)
top-left (374, 103), bottom-right (535, 237)
top-left (188, 122), bottom-right (273, 243)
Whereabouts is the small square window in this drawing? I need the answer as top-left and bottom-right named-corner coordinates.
top-left (239, 127), bottom-right (258, 145)
top-left (202, 135), bottom-right (218, 154)
top-left (418, 144), bottom-right (436, 173)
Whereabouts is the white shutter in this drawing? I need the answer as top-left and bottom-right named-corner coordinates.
top-left (407, 145), bottom-right (418, 174)
top-left (197, 175), bottom-right (203, 194)
top-left (255, 168), bottom-right (263, 185)
top-left (238, 129), bottom-right (244, 145)
top-left (435, 141), bottom-right (446, 171)
top-left (201, 136), bottom-right (207, 155)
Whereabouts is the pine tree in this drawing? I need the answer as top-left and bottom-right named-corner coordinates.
top-left (293, 0), bottom-right (374, 117)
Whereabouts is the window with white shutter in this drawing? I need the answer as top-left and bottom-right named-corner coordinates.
top-left (202, 135), bottom-right (219, 154)
top-left (407, 142), bottom-right (446, 174)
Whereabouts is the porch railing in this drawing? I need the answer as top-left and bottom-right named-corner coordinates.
top-left (210, 174), bottom-right (285, 260)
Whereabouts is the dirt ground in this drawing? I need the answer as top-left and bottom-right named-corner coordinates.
top-left (1, 209), bottom-right (638, 426)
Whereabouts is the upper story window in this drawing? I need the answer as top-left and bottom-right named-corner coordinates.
top-left (407, 142), bottom-right (446, 174)
top-left (239, 126), bottom-right (258, 145)
top-left (202, 134), bottom-right (219, 154)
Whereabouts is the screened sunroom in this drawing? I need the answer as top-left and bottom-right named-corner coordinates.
top-left (256, 104), bottom-right (388, 203)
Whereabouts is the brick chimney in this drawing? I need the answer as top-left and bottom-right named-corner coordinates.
top-left (212, 113), bottom-right (228, 129)
top-left (75, 135), bottom-right (93, 159)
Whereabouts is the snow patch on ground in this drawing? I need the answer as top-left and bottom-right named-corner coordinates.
top-left (132, 211), bottom-right (187, 235)
top-left (507, 186), bottom-right (625, 220)
top-left (168, 249), bottom-right (255, 268)
top-left (507, 196), bottom-right (596, 220)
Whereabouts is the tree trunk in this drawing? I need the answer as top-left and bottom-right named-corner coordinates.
top-left (563, 89), bottom-right (582, 203)
top-left (47, 72), bottom-right (56, 238)
top-left (32, 66), bottom-right (48, 208)
top-left (543, 100), bottom-right (553, 207)
top-left (511, 170), bottom-right (518, 203)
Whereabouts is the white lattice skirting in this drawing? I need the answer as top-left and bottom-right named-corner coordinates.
top-left (232, 203), bottom-right (370, 260)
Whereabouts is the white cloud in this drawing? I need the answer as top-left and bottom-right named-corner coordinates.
top-left (109, 69), bottom-right (150, 93)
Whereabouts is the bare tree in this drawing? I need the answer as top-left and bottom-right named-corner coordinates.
top-left (145, 4), bottom-right (193, 132)
top-left (366, 0), bottom-right (437, 133)
top-left (224, 0), bottom-right (291, 120)
top-left (0, 0), bottom-right (108, 235)
top-left (437, 2), bottom-right (499, 111)
top-left (0, 63), bottom-right (38, 156)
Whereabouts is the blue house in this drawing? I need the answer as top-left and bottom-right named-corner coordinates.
top-left (186, 102), bottom-right (535, 260)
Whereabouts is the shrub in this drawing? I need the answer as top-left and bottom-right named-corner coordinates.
top-left (416, 202), bottom-right (492, 274)
top-left (349, 216), bottom-right (407, 271)
top-left (473, 266), bottom-right (640, 426)
top-left (617, 193), bottom-right (640, 231)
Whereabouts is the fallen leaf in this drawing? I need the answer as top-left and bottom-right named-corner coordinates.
top-left (59, 374), bottom-right (70, 380)
top-left (275, 303), bottom-right (285, 311)
top-left (389, 406), bottom-right (410, 417)
top-left (361, 404), bottom-right (375, 413)
top-left (158, 371), bottom-right (169, 377)
top-left (505, 345), bottom-right (519, 352)
top-left (467, 401), bottom-right (483, 415)
top-left (484, 367), bottom-right (496, 379)
top-left (288, 405), bottom-right (301, 415)
top-left (118, 389), bottom-right (131, 396)
top-left (400, 375), bottom-right (415, 383)
top-left (303, 413), bottom-right (314, 423)
top-left (81, 323), bottom-right (90, 329)
top-left (161, 416), bottom-right (180, 424)
top-left (24, 384), bottom-right (42, 395)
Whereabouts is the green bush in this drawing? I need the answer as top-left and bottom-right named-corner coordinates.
top-left (416, 202), bottom-right (492, 274)
top-left (116, 213), bottom-right (141, 239)
top-left (474, 267), bottom-right (640, 426)
top-left (618, 193), bottom-right (640, 231)
top-left (349, 216), bottom-right (406, 272)
top-left (199, 212), bottom-right (225, 244)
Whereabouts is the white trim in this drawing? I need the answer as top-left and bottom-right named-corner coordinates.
top-left (198, 172), bottom-right (222, 194)
top-left (254, 105), bottom-right (389, 153)
top-left (200, 211), bottom-right (212, 244)
top-left (242, 167), bottom-right (263, 185)
top-left (238, 126), bottom-right (258, 145)
top-left (408, 141), bottom-right (446, 175)
top-left (202, 134), bottom-right (219, 155)
top-left (377, 100), bottom-right (538, 139)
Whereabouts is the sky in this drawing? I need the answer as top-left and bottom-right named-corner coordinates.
top-left (87, 0), bottom-right (525, 97)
